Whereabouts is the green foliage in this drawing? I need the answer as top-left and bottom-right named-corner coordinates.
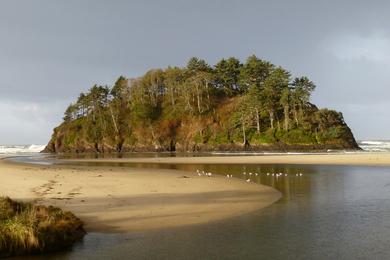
top-left (193, 132), bottom-right (202, 144)
top-left (0, 197), bottom-right (85, 258)
top-left (280, 129), bottom-right (315, 144)
top-left (248, 129), bottom-right (277, 144)
top-left (213, 131), bottom-right (230, 144)
top-left (239, 55), bottom-right (274, 90)
top-left (186, 57), bottom-right (211, 74)
top-left (316, 126), bottom-right (350, 144)
top-left (258, 133), bottom-right (277, 144)
top-left (214, 57), bottom-right (242, 95)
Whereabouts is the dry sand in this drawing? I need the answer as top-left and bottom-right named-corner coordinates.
top-left (0, 158), bottom-right (280, 233)
top-left (67, 152), bottom-right (390, 166)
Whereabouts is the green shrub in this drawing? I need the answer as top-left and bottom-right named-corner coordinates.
top-left (249, 130), bottom-right (276, 144)
top-left (281, 129), bottom-right (315, 144)
top-left (212, 131), bottom-right (230, 144)
top-left (0, 197), bottom-right (85, 258)
top-left (317, 126), bottom-right (347, 144)
top-left (193, 132), bottom-right (202, 143)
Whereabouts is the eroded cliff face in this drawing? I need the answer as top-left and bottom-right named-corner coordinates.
top-left (43, 134), bottom-right (359, 154)
top-left (43, 99), bottom-right (359, 154)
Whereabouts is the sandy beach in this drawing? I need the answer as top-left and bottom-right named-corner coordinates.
top-left (0, 157), bottom-right (280, 233)
top-left (2, 152), bottom-right (389, 233)
top-left (66, 153), bottom-right (390, 166)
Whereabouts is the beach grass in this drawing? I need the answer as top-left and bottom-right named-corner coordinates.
top-left (0, 197), bottom-right (85, 258)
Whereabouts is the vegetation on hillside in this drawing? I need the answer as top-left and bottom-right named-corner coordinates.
top-left (45, 55), bottom-right (358, 153)
top-left (0, 197), bottom-right (85, 258)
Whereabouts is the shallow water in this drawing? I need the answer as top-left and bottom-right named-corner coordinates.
top-left (11, 158), bottom-right (390, 259)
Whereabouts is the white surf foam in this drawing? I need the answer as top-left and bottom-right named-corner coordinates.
top-left (0, 144), bottom-right (46, 154)
top-left (358, 140), bottom-right (390, 152)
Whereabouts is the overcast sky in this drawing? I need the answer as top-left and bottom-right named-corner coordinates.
top-left (1, 0), bottom-right (389, 144)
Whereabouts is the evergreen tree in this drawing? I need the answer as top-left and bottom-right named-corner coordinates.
top-left (214, 57), bottom-right (242, 95)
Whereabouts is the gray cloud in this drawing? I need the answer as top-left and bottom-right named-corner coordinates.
top-left (1, 0), bottom-right (390, 143)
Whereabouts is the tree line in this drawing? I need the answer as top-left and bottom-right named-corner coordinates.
top-left (59, 55), bottom-right (351, 152)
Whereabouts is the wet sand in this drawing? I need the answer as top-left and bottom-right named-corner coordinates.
top-left (0, 158), bottom-right (280, 233)
top-left (66, 153), bottom-right (390, 166)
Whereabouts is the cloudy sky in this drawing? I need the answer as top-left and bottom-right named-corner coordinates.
top-left (1, 0), bottom-right (389, 144)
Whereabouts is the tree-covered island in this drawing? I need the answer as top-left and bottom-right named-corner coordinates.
top-left (44, 55), bottom-right (359, 153)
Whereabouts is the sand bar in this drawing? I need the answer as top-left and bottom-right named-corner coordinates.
top-left (65, 153), bottom-right (390, 166)
top-left (0, 158), bottom-right (280, 233)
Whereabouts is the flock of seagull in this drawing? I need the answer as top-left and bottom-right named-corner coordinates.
top-left (196, 169), bottom-right (304, 183)
top-left (197, 170), bottom-right (213, 177)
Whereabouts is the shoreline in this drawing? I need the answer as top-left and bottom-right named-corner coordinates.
top-left (62, 152), bottom-right (390, 167)
top-left (3, 152), bottom-right (389, 233)
top-left (0, 158), bottom-right (280, 233)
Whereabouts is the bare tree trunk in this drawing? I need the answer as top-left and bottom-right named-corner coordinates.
top-left (109, 105), bottom-right (119, 134)
top-left (255, 108), bottom-right (260, 133)
top-left (184, 91), bottom-right (192, 112)
top-left (196, 84), bottom-right (201, 113)
top-left (206, 81), bottom-right (210, 110)
top-left (170, 86), bottom-right (175, 106)
top-left (298, 104), bottom-right (304, 123)
top-left (150, 124), bottom-right (158, 149)
top-left (293, 106), bottom-right (299, 126)
top-left (242, 116), bottom-right (246, 145)
top-left (206, 82), bottom-right (210, 101)
top-left (269, 110), bottom-right (274, 129)
top-left (140, 89), bottom-right (144, 104)
top-left (284, 105), bottom-right (289, 131)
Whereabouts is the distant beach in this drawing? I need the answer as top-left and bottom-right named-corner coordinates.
top-left (65, 152), bottom-right (390, 167)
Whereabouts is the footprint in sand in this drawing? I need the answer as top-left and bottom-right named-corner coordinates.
top-left (32, 180), bottom-right (57, 197)
top-left (67, 187), bottom-right (82, 198)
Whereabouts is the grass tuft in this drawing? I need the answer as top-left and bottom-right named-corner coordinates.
top-left (0, 197), bottom-right (85, 257)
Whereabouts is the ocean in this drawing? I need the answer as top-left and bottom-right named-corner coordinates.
top-left (0, 144), bottom-right (46, 154)
top-left (357, 140), bottom-right (390, 152)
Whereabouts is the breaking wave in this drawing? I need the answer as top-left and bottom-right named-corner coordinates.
top-left (0, 144), bottom-right (46, 154)
top-left (358, 140), bottom-right (390, 152)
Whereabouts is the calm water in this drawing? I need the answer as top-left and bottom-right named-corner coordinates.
top-left (13, 158), bottom-right (390, 260)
